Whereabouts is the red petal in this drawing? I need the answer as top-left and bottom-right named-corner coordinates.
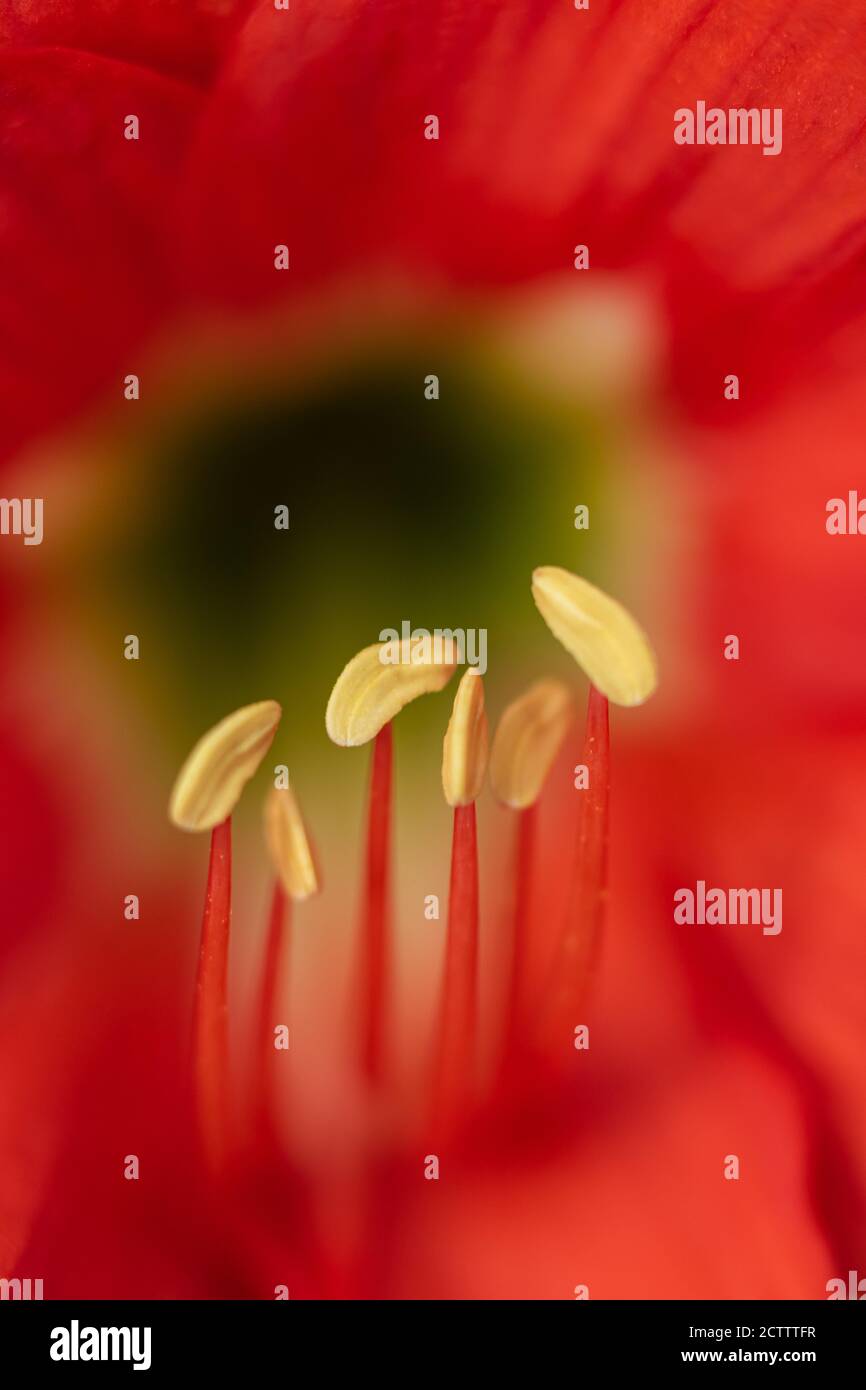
top-left (0, 2), bottom-right (251, 86)
top-left (657, 734), bottom-right (866, 1275)
top-left (396, 1050), bottom-right (829, 1298)
top-left (0, 48), bottom-right (200, 460)
top-left (180, 0), bottom-right (866, 416)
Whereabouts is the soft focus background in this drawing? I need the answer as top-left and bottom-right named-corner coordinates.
top-left (1, 0), bottom-right (866, 1298)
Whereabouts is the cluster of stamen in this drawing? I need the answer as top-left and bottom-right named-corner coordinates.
top-left (167, 566), bottom-right (657, 1168)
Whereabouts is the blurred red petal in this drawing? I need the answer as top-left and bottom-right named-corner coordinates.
top-left (395, 1050), bottom-right (829, 1298)
top-left (178, 0), bottom-right (866, 420)
top-left (657, 735), bottom-right (866, 1275)
top-left (688, 366), bottom-right (866, 726)
top-left (0, 48), bottom-right (200, 460)
top-left (0, 1), bottom-right (252, 85)
top-left (0, 939), bottom-right (87, 1273)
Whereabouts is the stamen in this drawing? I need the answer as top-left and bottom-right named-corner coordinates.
top-left (434, 671), bottom-right (489, 1129)
top-left (254, 879), bottom-right (291, 1139)
top-left (169, 700), bottom-right (282, 831)
top-left (489, 678), bottom-right (573, 809)
top-left (537, 684), bottom-right (610, 1061)
top-left (442, 669), bottom-right (488, 808)
top-left (256, 785), bottom-right (320, 1135)
top-left (529, 564), bottom-right (656, 1059)
top-left (434, 803), bottom-right (480, 1130)
top-left (169, 701), bottom-right (281, 1171)
top-left (326, 641), bottom-right (455, 1085)
top-left (326, 642), bottom-right (455, 747)
top-left (263, 784), bottom-right (319, 901)
top-left (359, 723), bottom-right (392, 1083)
top-left (531, 566), bottom-right (657, 707)
top-left (501, 801), bottom-right (537, 1061)
top-left (489, 680), bottom-right (573, 1061)
top-left (192, 816), bottom-right (232, 1172)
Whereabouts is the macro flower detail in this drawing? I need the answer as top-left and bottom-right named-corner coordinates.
top-left (441, 669), bottom-right (489, 808)
top-left (531, 567), bottom-right (658, 707)
top-left (489, 679), bottom-right (574, 810)
top-left (169, 700), bottom-right (281, 1173)
top-left (168, 700), bottom-right (282, 832)
top-left (2, 0), bottom-right (865, 1312)
top-left (325, 642), bottom-right (456, 747)
top-left (433, 669), bottom-right (489, 1126)
top-left (263, 785), bottom-right (319, 903)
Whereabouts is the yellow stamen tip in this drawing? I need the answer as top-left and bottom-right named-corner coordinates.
top-left (263, 785), bottom-right (320, 901)
top-left (489, 679), bottom-right (574, 808)
top-left (168, 700), bottom-right (282, 832)
top-left (531, 566), bottom-right (658, 707)
top-left (442, 669), bottom-right (489, 807)
top-left (326, 642), bottom-right (456, 747)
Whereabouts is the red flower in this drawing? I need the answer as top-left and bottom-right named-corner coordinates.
top-left (2, 1), bottom-right (866, 1299)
